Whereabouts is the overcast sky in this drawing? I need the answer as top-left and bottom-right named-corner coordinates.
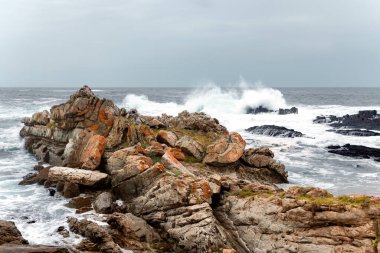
top-left (0, 0), bottom-right (379, 87)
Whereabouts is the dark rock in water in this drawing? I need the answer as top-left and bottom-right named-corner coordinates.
top-left (327, 144), bottom-right (380, 161)
top-left (246, 125), bottom-right (303, 138)
top-left (48, 188), bottom-right (56, 196)
top-left (327, 129), bottom-right (380, 137)
top-left (314, 110), bottom-right (380, 131)
top-left (313, 115), bottom-right (339, 124)
top-left (278, 107), bottom-right (298, 115)
top-left (245, 106), bottom-right (274, 114)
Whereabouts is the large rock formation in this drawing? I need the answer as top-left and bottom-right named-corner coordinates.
top-left (18, 86), bottom-right (380, 253)
top-left (246, 125), bottom-right (304, 138)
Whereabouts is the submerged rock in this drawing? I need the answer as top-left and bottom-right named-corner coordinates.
top-left (327, 129), bottom-right (380, 136)
top-left (245, 105), bottom-right (274, 114)
top-left (327, 144), bottom-right (380, 161)
top-left (278, 106), bottom-right (298, 115)
top-left (246, 125), bottom-right (303, 138)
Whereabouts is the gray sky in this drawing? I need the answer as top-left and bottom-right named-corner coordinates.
top-left (0, 0), bottom-right (379, 87)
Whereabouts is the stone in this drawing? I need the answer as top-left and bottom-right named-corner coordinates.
top-left (278, 107), bottom-right (298, 115)
top-left (204, 132), bottom-right (246, 166)
top-left (175, 135), bottom-right (205, 160)
top-left (48, 167), bottom-right (109, 187)
top-left (161, 149), bottom-right (194, 176)
top-left (156, 130), bottom-right (178, 147)
top-left (107, 213), bottom-right (160, 243)
top-left (0, 220), bottom-right (28, 245)
top-left (19, 167), bottom-right (50, 185)
top-left (245, 105), bottom-right (274, 114)
top-left (62, 182), bottom-right (80, 198)
top-left (327, 144), bottom-right (380, 162)
top-left (80, 134), bottom-right (107, 170)
top-left (93, 192), bottom-right (114, 214)
top-left (246, 125), bottom-right (303, 138)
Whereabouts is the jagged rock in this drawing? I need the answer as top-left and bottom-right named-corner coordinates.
top-left (245, 105), bottom-right (274, 114)
top-left (144, 117), bottom-right (165, 129)
top-left (161, 149), bottom-right (194, 176)
top-left (156, 130), bottom-right (178, 147)
top-left (204, 132), bottom-right (246, 166)
top-left (93, 192), bottom-right (114, 214)
top-left (246, 125), bottom-right (303, 137)
top-left (327, 129), bottom-right (380, 136)
top-left (67, 217), bottom-right (122, 253)
top-left (158, 111), bottom-right (228, 133)
top-left (108, 154), bottom-right (153, 186)
top-left (112, 163), bottom-right (166, 202)
top-left (175, 135), bottom-right (205, 160)
top-left (278, 107), bottom-right (298, 115)
top-left (213, 186), bottom-right (380, 253)
top-left (107, 213), bottom-right (160, 243)
top-left (0, 220), bottom-right (28, 245)
top-left (0, 245), bottom-right (70, 253)
top-left (327, 144), bottom-right (380, 161)
top-left (48, 167), bottom-right (109, 187)
top-left (80, 134), bottom-right (107, 170)
top-left (62, 182), bottom-right (80, 198)
top-left (162, 203), bottom-right (228, 252)
top-left (62, 129), bottom-right (106, 170)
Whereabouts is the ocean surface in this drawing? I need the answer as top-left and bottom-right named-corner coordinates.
top-left (0, 85), bottom-right (380, 247)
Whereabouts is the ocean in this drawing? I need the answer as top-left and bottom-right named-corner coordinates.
top-left (0, 85), bottom-right (379, 246)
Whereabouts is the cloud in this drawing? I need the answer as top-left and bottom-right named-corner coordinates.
top-left (0, 0), bottom-right (379, 87)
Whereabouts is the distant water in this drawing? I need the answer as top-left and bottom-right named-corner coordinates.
top-left (0, 86), bottom-right (379, 247)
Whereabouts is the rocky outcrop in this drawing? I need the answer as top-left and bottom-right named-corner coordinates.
top-left (204, 132), bottom-right (246, 166)
top-left (246, 125), bottom-right (303, 137)
top-left (20, 86), bottom-right (380, 253)
top-left (48, 167), bottom-right (109, 186)
top-left (278, 106), bottom-right (298, 115)
top-left (314, 110), bottom-right (380, 131)
top-left (214, 186), bottom-right (380, 253)
top-left (327, 144), bottom-right (380, 162)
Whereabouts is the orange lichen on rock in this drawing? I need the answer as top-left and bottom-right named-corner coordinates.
top-left (80, 135), bottom-right (107, 170)
top-left (201, 181), bottom-right (212, 200)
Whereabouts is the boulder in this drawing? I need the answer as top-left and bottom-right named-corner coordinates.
top-left (19, 167), bottom-right (50, 185)
top-left (48, 167), bottom-right (109, 187)
top-left (93, 192), bottom-right (114, 214)
top-left (107, 213), bottom-right (160, 243)
top-left (0, 220), bottom-right (28, 245)
top-left (241, 147), bottom-right (274, 167)
top-left (246, 125), bottom-right (303, 138)
top-left (204, 132), bottom-right (246, 166)
top-left (80, 134), bottom-right (107, 170)
top-left (156, 130), bottom-right (178, 147)
top-left (245, 105), bottom-right (274, 114)
top-left (175, 135), bottom-right (205, 160)
top-left (62, 182), bottom-right (80, 198)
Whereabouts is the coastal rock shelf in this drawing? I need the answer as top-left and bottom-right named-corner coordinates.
top-left (9, 86), bottom-right (380, 252)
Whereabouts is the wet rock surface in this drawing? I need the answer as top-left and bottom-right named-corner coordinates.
top-left (246, 125), bottom-right (304, 137)
top-left (314, 110), bottom-right (380, 131)
top-left (327, 144), bottom-right (380, 162)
